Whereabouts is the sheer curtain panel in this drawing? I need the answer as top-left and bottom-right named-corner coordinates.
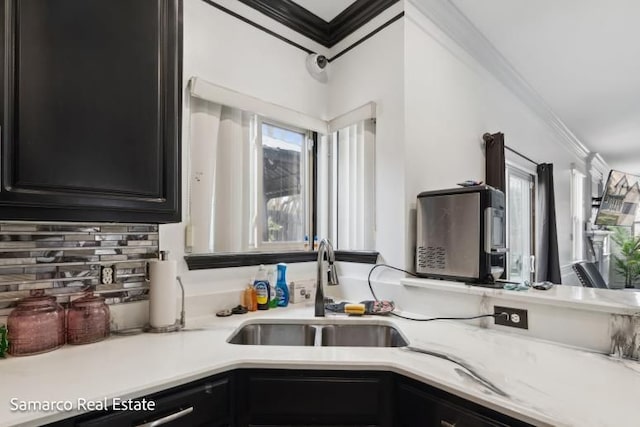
top-left (189, 98), bottom-right (251, 253)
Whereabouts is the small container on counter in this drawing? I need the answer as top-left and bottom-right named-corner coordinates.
top-left (7, 294), bottom-right (65, 356)
top-left (66, 293), bottom-right (110, 345)
top-left (244, 285), bottom-right (257, 312)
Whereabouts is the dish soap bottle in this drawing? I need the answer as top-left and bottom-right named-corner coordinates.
top-left (268, 268), bottom-right (278, 309)
top-left (253, 265), bottom-right (270, 310)
top-left (276, 263), bottom-right (290, 307)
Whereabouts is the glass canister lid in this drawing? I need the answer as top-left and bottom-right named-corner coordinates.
top-left (70, 293), bottom-right (106, 307)
top-left (14, 295), bottom-right (59, 310)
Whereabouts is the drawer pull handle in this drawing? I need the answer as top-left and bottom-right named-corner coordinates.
top-left (440, 421), bottom-right (456, 427)
top-left (136, 406), bottom-right (194, 427)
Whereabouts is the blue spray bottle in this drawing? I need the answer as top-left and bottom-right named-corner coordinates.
top-left (275, 263), bottom-right (290, 307)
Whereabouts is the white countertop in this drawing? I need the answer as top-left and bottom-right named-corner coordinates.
top-left (402, 278), bottom-right (640, 315)
top-left (1, 305), bottom-right (639, 427)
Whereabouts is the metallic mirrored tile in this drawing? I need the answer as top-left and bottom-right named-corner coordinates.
top-left (100, 255), bottom-right (128, 261)
top-left (0, 224), bottom-right (38, 232)
top-left (100, 226), bottom-right (128, 233)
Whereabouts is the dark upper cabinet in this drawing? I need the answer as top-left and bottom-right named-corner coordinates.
top-left (0, 0), bottom-right (182, 223)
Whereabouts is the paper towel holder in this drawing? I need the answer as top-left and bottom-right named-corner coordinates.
top-left (144, 276), bottom-right (186, 334)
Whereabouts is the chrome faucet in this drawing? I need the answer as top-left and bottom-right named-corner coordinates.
top-left (315, 238), bottom-right (340, 317)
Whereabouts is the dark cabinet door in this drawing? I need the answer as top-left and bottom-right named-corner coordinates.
top-left (46, 374), bottom-right (232, 427)
top-left (236, 369), bottom-right (394, 426)
top-left (395, 377), bottom-right (532, 427)
top-left (0, 0), bottom-right (181, 223)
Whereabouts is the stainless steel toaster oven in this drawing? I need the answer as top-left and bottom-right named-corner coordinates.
top-left (416, 185), bottom-right (507, 284)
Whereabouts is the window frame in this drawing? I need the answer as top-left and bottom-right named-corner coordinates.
top-left (505, 162), bottom-right (537, 283)
top-left (571, 168), bottom-right (586, 262)
top-left (249, 116), bottom-right (315, 252)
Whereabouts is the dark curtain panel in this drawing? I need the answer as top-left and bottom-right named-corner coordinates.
top-left (537, 163), bottom-right (562, 283)
top-left (483, 132), bottom-right (505, 192)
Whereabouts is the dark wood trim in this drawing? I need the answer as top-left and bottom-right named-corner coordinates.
top-left (233, 0), bottom-right (399, 48)
top-left (328, 0), bottom-right (400, 47)
top-left (328, 12), bottom-right (404, 63)
top-left (311, 132), bottom-right (318, 246)
top-left (236, 0), bottom-right (328, 47)
top-left (185, 250), bottom-right (379, 270)
top-left (335, 250), bottom-right (379, 264)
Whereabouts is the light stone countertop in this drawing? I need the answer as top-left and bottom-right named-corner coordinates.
top-left (1, 304), bottom-right (639, 427)
top-left (402, 278), bottom-right (640, 315)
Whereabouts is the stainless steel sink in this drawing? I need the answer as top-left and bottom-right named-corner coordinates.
top-left (227, 323), bottom-right (316, 346)
top-left (320, 324), bottom-right (408, 347)
top-left (228, 321), bottom-right (408, 347)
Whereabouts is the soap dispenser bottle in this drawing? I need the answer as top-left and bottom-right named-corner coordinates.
top-left (268, 268), bottom-right (278, 309)
top-left (275, 263), bottom-right (290, 307)
top-left (253, 265), bottom-right (270, 310)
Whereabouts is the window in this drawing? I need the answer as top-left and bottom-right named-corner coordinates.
top-left (250, 120), bottom-right (313, 250)
top-left (316, 119), bottom-right (376, 250)
top-left (506, 166), bottom-right (535, 282)
top-left (186, 79), bottom-right (377, 256)
top-left (187, 100), bottom-right (314, 253)
top-left (571, 168), bottom-right (586, 261)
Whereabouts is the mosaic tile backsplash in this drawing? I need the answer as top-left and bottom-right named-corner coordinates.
top-left (0, 222), bottom-right (158, 316)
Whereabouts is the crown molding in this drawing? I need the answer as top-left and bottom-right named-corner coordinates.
top-left (407, 0), bottom-right (592, 161)
top-left (236, 0), bottom-right (328, 46)
top-left (587, 152), bottom-right (610, 175)
top-left (327, 0), bottom-right (401, 47)
top-left (237, 0), bottom-right (399, 48)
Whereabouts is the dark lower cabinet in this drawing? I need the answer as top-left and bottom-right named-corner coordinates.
top-left (47, 374), bottom-right (232, 427)
top-left (395, 376), bottom-right (532, 427)
top-left (0, 0), bottom-right (182, 223)
top-left (46, 370), bottom-right (533, 427)
top-left (235, 369), bottom-right (394, 426)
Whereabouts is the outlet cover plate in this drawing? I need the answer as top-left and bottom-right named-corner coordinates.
top-left (100, 265), bottom-right (115, 285)
top-left (494, 306), bottom-right (528, 329)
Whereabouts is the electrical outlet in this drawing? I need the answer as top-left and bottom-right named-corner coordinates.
top-left (494, 306), bottom-right (528, 329)
top-left (100, 265), bottom-right (115, 285)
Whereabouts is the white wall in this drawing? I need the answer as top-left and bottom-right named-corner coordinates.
top-left (160, 0), bottom-right (328, 295)
top-left (327, 20), bottom-right (406, 269)
top-left (160, 0), bottom-right (600, 298)
top-left (403, 3), bottom-right (589, 281)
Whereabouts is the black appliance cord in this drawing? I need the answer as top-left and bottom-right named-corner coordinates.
top-left (367, 264), bottom-right (507, 322)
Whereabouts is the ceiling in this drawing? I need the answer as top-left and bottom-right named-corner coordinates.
top-left (452, 0), bottom-right (640, 173)
top-left (290, 0), bottom-right (358, 22)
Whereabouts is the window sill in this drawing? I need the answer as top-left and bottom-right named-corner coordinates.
top-left (184, 250), bottom-right (379, 270)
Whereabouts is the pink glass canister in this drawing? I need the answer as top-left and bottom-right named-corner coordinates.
top-left (7, 295), bottom-right (66, 356)
top-left (66, 293), bottom-right (110, 345)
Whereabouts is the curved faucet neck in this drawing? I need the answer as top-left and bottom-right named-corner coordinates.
top-left (315, 238), bottom-right (339, 317)
top-left (317, 238), bottom-right (335, 264)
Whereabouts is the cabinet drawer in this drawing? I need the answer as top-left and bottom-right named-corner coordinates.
top-left (49, 376), bottom-right (231, 427)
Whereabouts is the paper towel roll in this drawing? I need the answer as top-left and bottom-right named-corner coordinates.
top-left (148, 259), bottom-right (177, 328)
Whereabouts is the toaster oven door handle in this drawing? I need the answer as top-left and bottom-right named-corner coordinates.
top-left (485, 208), bottom-right (492, 254)
top-left (485, 207), bottom-right (507, 254)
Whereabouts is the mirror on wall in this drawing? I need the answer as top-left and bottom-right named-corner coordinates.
top-left (186, 79), bottom-right (376, 255)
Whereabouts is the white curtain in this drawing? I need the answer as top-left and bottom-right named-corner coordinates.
top-left (318, 119), bottom-right (375, 250)
top-left (189, 97), bottom-right (252, 253)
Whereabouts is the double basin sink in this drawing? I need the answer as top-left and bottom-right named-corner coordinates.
top-left (228, 320), bottom-right (408, 348)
